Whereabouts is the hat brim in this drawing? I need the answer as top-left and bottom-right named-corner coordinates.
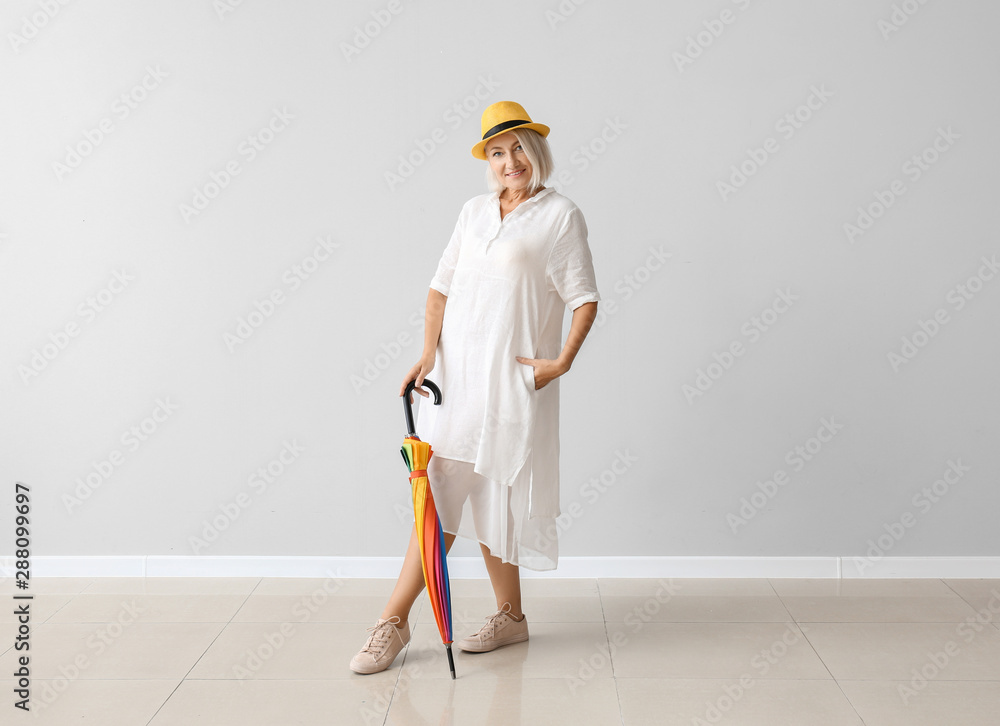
top-left (471, 123), bottom-right (550, 159)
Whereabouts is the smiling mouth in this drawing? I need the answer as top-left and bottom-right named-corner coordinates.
top-left (507, 170), bottom-right (524, 176)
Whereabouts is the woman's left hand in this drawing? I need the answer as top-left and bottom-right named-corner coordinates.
top-left (516, 356), bottom-right (568, 390)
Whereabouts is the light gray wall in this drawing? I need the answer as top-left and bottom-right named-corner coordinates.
top-left (2, 0), bottom-right (997, 571)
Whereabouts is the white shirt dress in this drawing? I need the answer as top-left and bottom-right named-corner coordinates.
top-left (415, 186), bottom-right (601, 571)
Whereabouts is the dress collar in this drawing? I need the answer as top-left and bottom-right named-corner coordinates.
top-left (493, 186), bottom-right (556, 205)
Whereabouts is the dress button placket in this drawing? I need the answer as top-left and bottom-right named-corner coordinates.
top-left (485, 220), bottom-right (502, 251)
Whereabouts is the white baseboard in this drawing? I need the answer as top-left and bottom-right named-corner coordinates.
top-left (2, 555), bottom-right (1000, 579)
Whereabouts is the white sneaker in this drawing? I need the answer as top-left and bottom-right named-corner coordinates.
top-left (350, 616), bottom-right (410, 674)
top-left (457, 602), bottom-right (528, 653)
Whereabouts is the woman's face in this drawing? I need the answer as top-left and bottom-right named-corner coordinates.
top-left (486, 131), bottom-right (533, 192)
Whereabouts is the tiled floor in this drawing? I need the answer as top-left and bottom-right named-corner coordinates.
top-left (2, 577), bottom-right (1000, 724)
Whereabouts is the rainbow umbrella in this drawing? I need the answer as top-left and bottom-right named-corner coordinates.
top-left (400, 378), bottom-right (456, 679)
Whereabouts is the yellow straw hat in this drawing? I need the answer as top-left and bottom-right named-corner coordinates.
top-left (471, 101), bottom-right (550, 159)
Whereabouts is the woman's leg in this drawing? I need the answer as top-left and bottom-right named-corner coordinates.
top-left (381, 524), bottom-right (457, 626)
top-left (479, 542), bottom-right (523, 619)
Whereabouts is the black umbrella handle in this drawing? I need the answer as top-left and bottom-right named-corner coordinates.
top-left (402, 378), bottom-right (442, 437)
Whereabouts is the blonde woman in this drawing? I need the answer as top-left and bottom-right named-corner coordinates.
top-left (351, 101), bottom-right (600, 674)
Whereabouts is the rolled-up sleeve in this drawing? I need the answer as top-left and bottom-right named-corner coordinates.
top-left (429, 209), bottom-right (464, 296)
top-left (546, 205), bottom-right (601, 311)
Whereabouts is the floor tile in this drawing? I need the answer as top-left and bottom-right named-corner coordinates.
top-left (0, 622), bottom-right (225, 679)
top-left (232, 592), bottom-right (396, 623)
top-left (386, 676), bottom-right (622, 726)
top-left (147, 678), bottom-right (394, 726)
top-left (943, 579), bottom-right (1000, 622)
top-left (188, 620), bottom-right (402, 681)
top-left (779, 595), bottom-right (980, 623)
top-left (839, 679), bottom-right (1000, 726)
top-left (82, 577), bottom-right (260, 595)
top-left (0, 594), bottom-right (74, 624)
top-left (599, 577), bottom-right (776, 597)
top-left (616, 677), bottom-right (864, 725)
top-left (606, 621), bottom-right (830, 680)
top-left (601, 594), bottom-right (790, 623)
top-left (5, 575), bottom-right (998, 724)
top-left (402, 621), bottom-right (613, 681)
top-left (0, 678), bottom-right (179, 725)
top-left (254, 576), bottom-right (380, 596)
top-left (520, 578), bottom-right (600, 597)
top-left (47, 593), bottom-right (249, 623)
top-left (803, 622), bottom-right (1000, 680)
top-left (417, 592), bottom-right (605, 624)
top-left (769, 578), bottom-right (954, 597)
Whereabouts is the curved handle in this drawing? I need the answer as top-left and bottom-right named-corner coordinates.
top-left (402, 378), bottom-right (442, 437)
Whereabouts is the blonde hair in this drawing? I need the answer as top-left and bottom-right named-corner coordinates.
top-left (484, 128), bottom-right (554, 195)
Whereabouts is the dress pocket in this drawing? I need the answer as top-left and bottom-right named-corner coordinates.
top-left (520, 358), bottom-right (537, 392)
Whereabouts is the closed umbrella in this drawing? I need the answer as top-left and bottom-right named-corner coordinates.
top-left (400, 377), bottom-right (456, 679)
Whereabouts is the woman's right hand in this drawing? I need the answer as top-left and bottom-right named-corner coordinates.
top-left (400, 353), bottom-right (436, 405)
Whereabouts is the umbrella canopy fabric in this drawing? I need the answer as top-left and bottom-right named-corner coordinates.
top-left (400, 379), bottom-right (456, 679)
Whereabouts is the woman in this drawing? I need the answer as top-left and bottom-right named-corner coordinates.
top-left (350, 101), bottom-right (601, 675)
